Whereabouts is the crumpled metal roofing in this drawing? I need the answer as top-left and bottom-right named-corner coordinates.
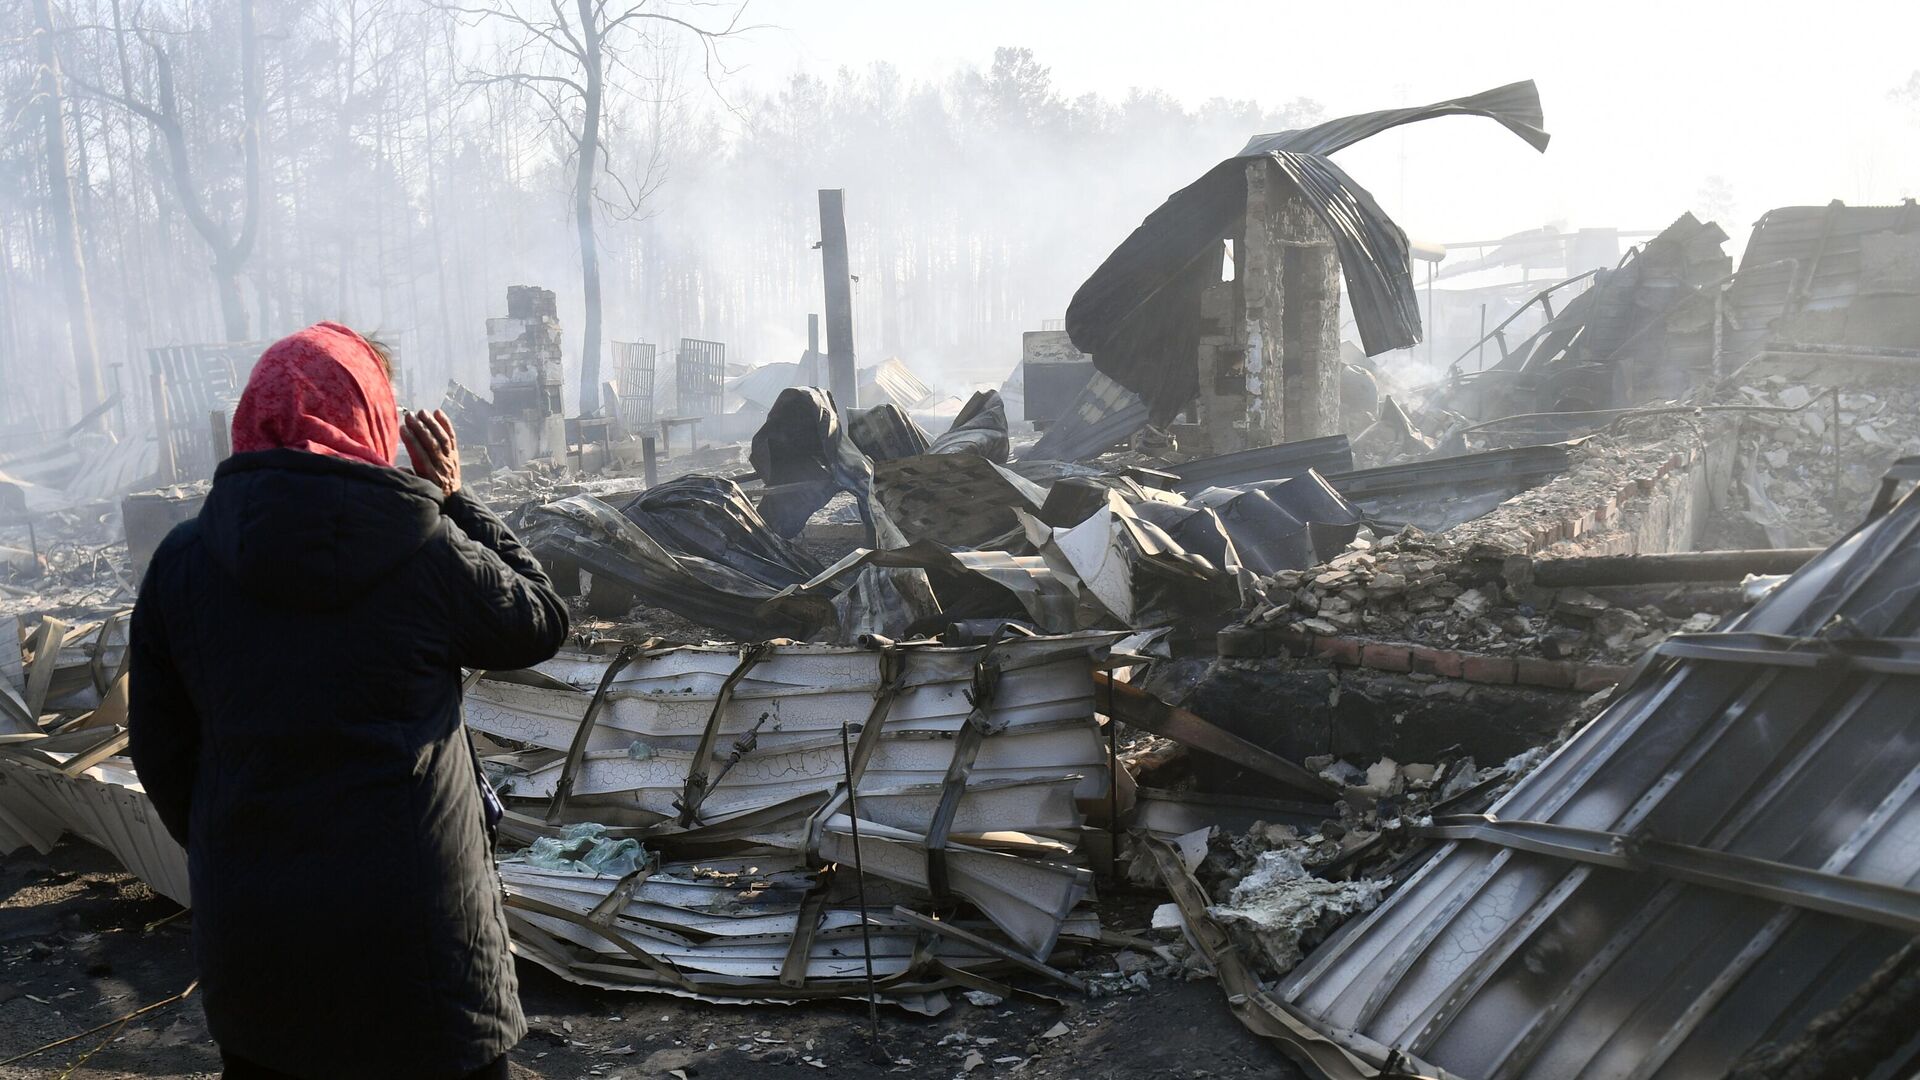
top-left (1277, 463), bottom-right (1920, 1080)
top-left (1066, 82), bottom-right (1549, 422)
top-left (522, 480), bottom-right (827, 639)
top-left (466, 634), bottom-right (1121, 1001)
top-left (1020, 370), bottom-right (1152, 464)
top-left (1168, 435), bottom-right (1354, 496)
top-left (860, 358), bottom-right (935, 413)
top-left (0, 730), bottom-right (190, 907)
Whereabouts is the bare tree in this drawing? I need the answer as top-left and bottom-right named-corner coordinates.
top-left (29, 0), bottom-right (106, 423)
top-left (438, 0), bottom-right (750, 415)
top-left (76, 0), bottom-right (262, 341)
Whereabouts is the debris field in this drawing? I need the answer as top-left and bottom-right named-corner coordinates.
top-left (5, 74), bottom-right (1920, 1080)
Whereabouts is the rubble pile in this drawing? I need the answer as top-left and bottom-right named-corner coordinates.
top-left (1724, 377), bottom-right (1920, 546)
top-left (1139, 745), bottom-right (1555, 988)
top-left (1440, 414), bottom-right (1721, 553)
top-left (1242, 528), bottom-right (1713, 664)
top-left (1, 501), bottom-right (136, 620)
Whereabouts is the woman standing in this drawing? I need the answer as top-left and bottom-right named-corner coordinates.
top-left (129, 322), bottom-right (569, 1078)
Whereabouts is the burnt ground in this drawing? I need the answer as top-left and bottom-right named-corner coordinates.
top-left (0, 843), bottom-right (1300, 1080)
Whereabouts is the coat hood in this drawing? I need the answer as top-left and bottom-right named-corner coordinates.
top-left (199, 449), bottom-right (444, 610)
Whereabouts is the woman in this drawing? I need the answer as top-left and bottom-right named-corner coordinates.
top-left (129, 322), bottom-right (569, 1079)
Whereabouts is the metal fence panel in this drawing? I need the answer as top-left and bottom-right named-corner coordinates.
top-left (675, 339), bottom-right (725, 418)
top-left (611, 341), bottom-right (657, 431)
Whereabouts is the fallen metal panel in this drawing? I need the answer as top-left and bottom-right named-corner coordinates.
top-left (1168, 435), bottom-right (1354, 495)
top-left (846, 404), bottom-right (931, 462)
top-left (521, 486), bottom-right (823, 639)
top-left (1280, 470), bottom-right (1920, 1080)
top-left (1324, 441), bottom-right (1574, 531)
top-left (749, 386), bottom-right (877, 539)
top-left (0, 744), bottom-right (190, 906)
top-left (765, 542), bottom-right (1080, 633)
top-left (817, 816), bottom-right (1091, 959)
top-left (873, 453), bottom-right (1049, 549)
top-left (469, 635), bottom-right (1121, 988)
top-left (859, 358), bottom-right (935, 413)
top-left (1018, 492), bottom-right (1237, 628)
top-left (926, 390), bottom-right (1011, 463)
top-left (1181, 470), bottom-right (1363, 575)
top-left (1020, 371), bottom-right (1151, 464)
top-left (728, 360), bottom-right (798, 412)
top-left (615, 476), bottom-right (824, 591)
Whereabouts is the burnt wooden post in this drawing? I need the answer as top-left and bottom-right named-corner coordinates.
top-left (817, 190), bottom-right (858, 411)
top-left (641, 435), bottom-right (659, 487)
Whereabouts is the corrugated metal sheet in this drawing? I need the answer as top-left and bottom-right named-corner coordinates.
top-left (1066, 82), bottom-right (1549, 422)
top-left (1279, 463), bottom-right (1920, 1080)
top-left (1168, 435), bottom-right (1354, 495)
top-left (0, 742), bottom-right (190, 906)
top-left (468, 634), bottom-right (1119, 970)
top-left (861, 358), bottom-right (935, 413)
top-left (1020, 371), bottom-right (1152, 464)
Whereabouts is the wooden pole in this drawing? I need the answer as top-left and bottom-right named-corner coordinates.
top-left (149, 370), bottom-right (176, 485)
top-left (817, 191), bottom-right (858, 411)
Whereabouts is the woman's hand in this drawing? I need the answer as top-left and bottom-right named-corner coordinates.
top-left (402, 408), bottom-right (462, 498)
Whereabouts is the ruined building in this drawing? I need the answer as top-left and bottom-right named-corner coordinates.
top-left (1059, 82), bottom-right (1550, 457)
top-left (487, 285), bottom-right (566, 467)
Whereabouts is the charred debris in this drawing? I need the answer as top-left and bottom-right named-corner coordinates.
top-left (8, 78), bottom-right (1920, 1079)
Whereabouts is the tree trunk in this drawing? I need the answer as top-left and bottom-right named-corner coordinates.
top-left (141, 0), bottom-right (260, 342)
top-left (33, 0), bottom-right (107, 427)
top-left (573, 0), bottom-right (605, 416)
top-left (214, 262), bottom-right (249, 342)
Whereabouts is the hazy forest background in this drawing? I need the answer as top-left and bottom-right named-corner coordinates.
top-left (1, 0), bottom-right (1333, 432)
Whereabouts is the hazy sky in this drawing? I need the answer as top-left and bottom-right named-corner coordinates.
top-left (720, 0), bottom-right (1920, 253)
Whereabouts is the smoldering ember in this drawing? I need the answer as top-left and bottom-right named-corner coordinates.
top-left (5, 4), bottom-right (1920, 1079)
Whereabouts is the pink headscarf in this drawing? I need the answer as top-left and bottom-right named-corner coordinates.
top-left (230, 322), bottom-right (398, 468)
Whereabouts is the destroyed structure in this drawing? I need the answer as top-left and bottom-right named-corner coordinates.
top-left (487, 286), bottom-right (569, 469)
top-left (10, 75), bottom-right (1920, 1080)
